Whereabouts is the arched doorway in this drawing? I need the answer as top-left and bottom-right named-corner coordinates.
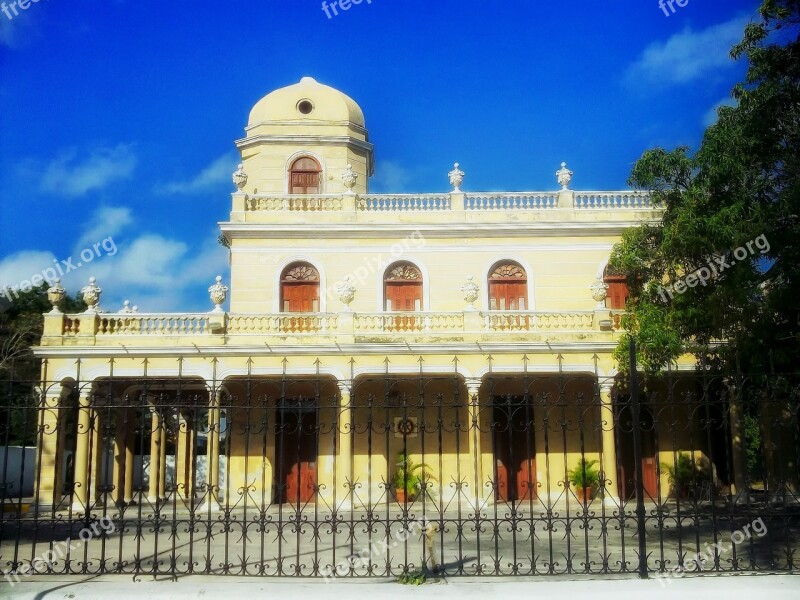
top-left (384, 262), bottom-right (423, 331)
top-left (488, 261), bottom-right (528, 310)
top-left (492, 394), bottom-right (536, 503)
top-left (617, 403), bottom-right (659, 500)
top-left (288, 156), bottom-right (321, 194)
top-left (280, 262), bottom-right (321, 332)
top-left (275, 396), bottom-right (318, 504)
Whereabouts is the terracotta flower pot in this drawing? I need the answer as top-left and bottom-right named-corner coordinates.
top-left (576, 486), bottom-right (593, 503)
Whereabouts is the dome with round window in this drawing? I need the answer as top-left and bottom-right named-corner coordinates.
top-left (248, 76), bottom-right (365, 128)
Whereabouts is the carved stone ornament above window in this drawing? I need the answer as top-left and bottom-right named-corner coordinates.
top-left (282, 264), bottom-right (320, 282)
top-left (385, 264), bottom-right (422, 281)
top-left (490, 264), bottom-right (526, 280)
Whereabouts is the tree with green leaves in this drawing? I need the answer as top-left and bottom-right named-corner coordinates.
top-left (610, 0), bottom-right (800, 377)
top-left (0, 283), bottom-right (85, 445)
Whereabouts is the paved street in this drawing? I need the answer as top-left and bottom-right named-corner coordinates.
top-left (2, 574), bottom-right (799, 600)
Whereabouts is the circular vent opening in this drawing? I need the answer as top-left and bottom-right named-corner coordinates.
top-left (297, 100), bottom-right (314, 115)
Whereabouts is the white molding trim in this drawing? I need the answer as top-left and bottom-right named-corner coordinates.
top-left (36, 341), bottom-right (624, 360)
top-left (284, 150), bottom-right (327, 195)
top-left (274, 256), bottom-right (327, 313)
top-left (351, 365), bottom-right (471, 379)
top-left (480, 256), bottom-right (537, 311)
top-left (236, 134), bottom-right (373, 154)
top-left (217, 366), bottom-right (347, 381)
top-left (232, 243), bottom-right (615, 254)
top-left (473, 365), bottom-right (602, 378)
top-left (376, 256), bottom-right (430, 312)
top-left (219, 222), bottom-right (655, 239)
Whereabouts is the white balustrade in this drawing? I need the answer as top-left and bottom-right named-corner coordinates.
top-left (465, 193), bottom-right (558, 210)
top-left (574, 192), bottom-right (652, 209)
top-left (358, 194), bottom-right (451, 211)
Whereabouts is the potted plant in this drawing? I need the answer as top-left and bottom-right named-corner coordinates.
top-left (392, 451), bottom-right (435, 503)
top-left (661, 453), bottom-right (709, 499)
top-left (568, 458), bottom-right (600, 503)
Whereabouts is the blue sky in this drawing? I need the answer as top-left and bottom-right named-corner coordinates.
top-left (0, 0), bottom-right (762, 312)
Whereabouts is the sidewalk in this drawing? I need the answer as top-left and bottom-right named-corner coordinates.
top-left (2, 574), bottom-right (798, 600)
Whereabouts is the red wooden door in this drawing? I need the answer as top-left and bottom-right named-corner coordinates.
top-left (493, 397), bottom-right (536, 503)
top-left (488, 281), bottom-right (527, 311)
top-left (385, 281), bottom-right (422, 331)
top-left (289, 157), bottom-right (320, 194)
top-left (496, 459), bottom-right (510, 501)
top-left (604, 275), bottom-right (629, 309)
top-left (277, 409), bottom-right (318, 504)
top-left (283, 283), bottom-right (319, 313)
top-left (282, 283), bottom-right (319, 332)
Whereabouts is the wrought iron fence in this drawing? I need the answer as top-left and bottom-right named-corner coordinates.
top-left (0, 356), bottom-right (798, 580)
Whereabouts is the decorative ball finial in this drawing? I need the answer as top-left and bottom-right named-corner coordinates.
top-left (208, 275), bottom-right (228, 313)
top-left (556, 161), bottom-right (573, 190)
top-left (119, 300), bottom-right (137, 314)
top-left (448, 162), bottom-right (465, 192)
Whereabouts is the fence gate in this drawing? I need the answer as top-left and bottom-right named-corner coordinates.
top-left (1, 352), bottom-right (799, 580)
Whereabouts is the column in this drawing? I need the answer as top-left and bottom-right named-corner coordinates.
top-left (147, 408), bottom-right (162, 504)
top-left (34, 387), bottom-right (67, 511)
top-left (599, 382), bottom-right (620, 506)
top-left (335, 381), bottom-right (354, 504)
top-left (466, 379), bottom-right (483, 505)
top-left (175, 411), bottom-right (194, 503)
top-left (71, 389), bottom-right (92, 512)
top-left (112, 408), bottom-right (135, 506)
top-left (91, 410), bottom-right (105, 504)
top-left (204, 390), bottom-right (222, 509)
top-left (158, 420), bottom-right (167, 499)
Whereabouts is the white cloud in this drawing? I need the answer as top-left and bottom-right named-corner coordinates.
top-left (625, 15), bottom-right (750, 87)
top-left (74, 206), bottom-right (134, 251)
top-left (84, 231), bottom-right (228, 312)
top-left (0, 250), bottom-right (58, 291)
top-left (156, 154), bottom-right (236, 194)
top-left (371, 160), bottom-right (412, 192)
top-left (703, 97), bottom-right (738, 127)
top-left (0, 205), bottom-right (229, 312)
top-left (40, 144), bottom-right (137, 197)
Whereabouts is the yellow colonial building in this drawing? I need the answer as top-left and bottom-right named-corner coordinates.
top-left (33, 77), bottom-right (712, 518)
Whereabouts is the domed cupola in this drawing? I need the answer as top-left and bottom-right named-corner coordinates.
top-left (235, 77), bottom-right (373, 195)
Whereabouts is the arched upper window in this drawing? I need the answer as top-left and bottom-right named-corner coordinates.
top-left (384, 262), bottom-right (423, 312)
top-left (603, 265), bottom-right (628, 310)
top-left (488, 261), bottom-right (528, 310)
top-left (288, 156), bottom-right (321, 194)
top-left (280, 262), bottom-right (320, 313)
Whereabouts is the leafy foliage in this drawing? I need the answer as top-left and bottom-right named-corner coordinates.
top-left (661, 453), bottom-right (710, 497)
top-left (567, 458), bottom-right (600, 488)
top-left (609, 0), bottom-right (800, 376)
top-left (392, 451), bottom-right (435, 500)
top-left (0, 283), bottom-right (85, 445)
top-left (397, 569), bottom-right (427, 585)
